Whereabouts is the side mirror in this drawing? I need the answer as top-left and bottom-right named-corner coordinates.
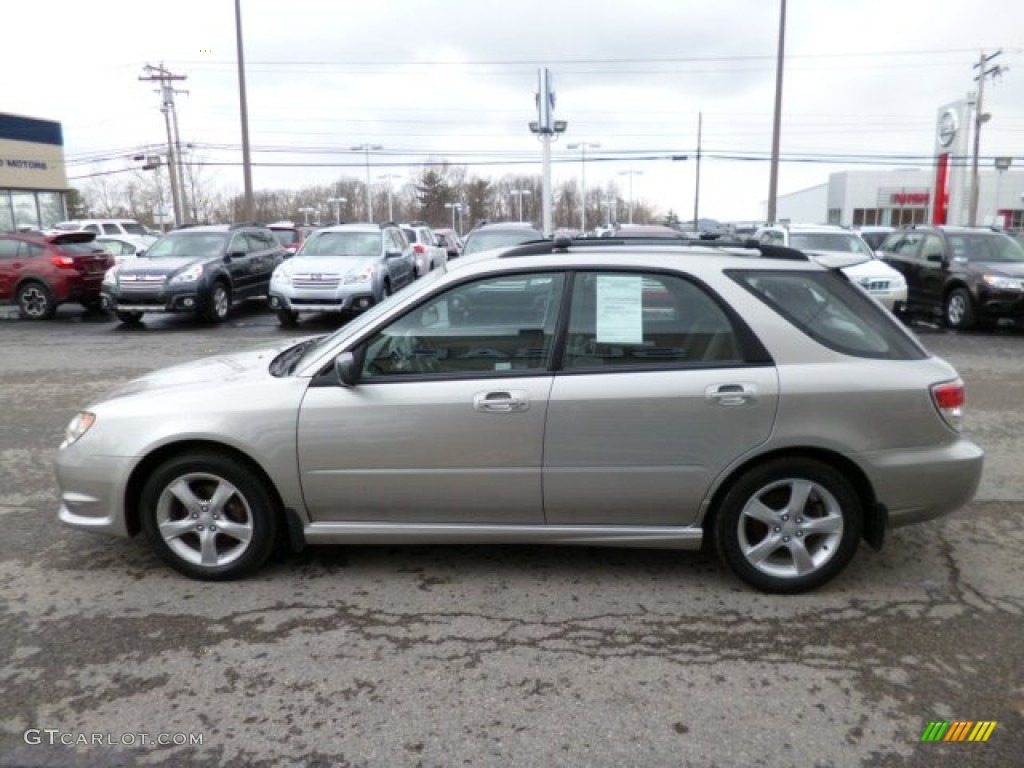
top-left (333, 351), bottom-right (359, 387)
top-left (225, 250), bottom-right (246, 261)
top-left (925, 252), bottom-right (944, 264)
top-left (385, 250), bottom-right (402, 259)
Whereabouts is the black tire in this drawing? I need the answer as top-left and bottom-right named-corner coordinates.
top-left (202, 282), bottom-right (231, 323)
top-left (276, 308), bottom-right (298, 327)
top-left (17, 282), bottom-right (57, 320)
top-left (714, 458), bottom-right (862, 594)
top-left (381, 279), bottom-right (392, 300)
top-left (139, 452), bottom-right (279, 581)
top-left (944, 287), bottom-right (976, 330)
top-left (80, 298), bottom-right (106, 314)
top-left (116, 311), bottom-right (144, 325)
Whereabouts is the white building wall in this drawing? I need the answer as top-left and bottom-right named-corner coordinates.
top-left (774, 169), bottom-right (1024, 229)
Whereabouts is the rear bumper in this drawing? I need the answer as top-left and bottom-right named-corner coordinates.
top-left (857, 438), bottom-right (984, 528)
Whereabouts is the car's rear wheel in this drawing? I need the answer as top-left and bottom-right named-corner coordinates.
top-left (944, 287), bottom-right (976, 330)
top-left (715, 458), bottom-right (862, 594)
top-left (17, 282), bottom-right (56, 320)
top-left (276, 308), bottom-right (298, 327)
top-left (203, 282), bottom-right (231, 323)
top-left (140, 452), bottom-right (278, 580)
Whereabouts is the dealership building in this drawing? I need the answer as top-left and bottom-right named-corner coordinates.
top-left (0, 112), bottom-right (69, 230)
top-left (775, 100), bottom-right (1023, 230)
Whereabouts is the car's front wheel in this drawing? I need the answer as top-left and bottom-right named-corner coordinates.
top-left (944, 287), bottom-right (976, 330)
top-left (715, 458), bottom-right (862, 594)
top-left (202, 282), bottom-right (231, 323)
top-left (276, 308), bottom-right (298, 327)
top-left (17, 282), bottom-right (56, 320)
top-left (140, 452), bottom-right (279, 580)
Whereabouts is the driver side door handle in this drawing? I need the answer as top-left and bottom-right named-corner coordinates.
top-left (473, 390), bottom-right (530, 413)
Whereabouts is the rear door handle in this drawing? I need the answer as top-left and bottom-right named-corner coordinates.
top-left (474, 390), bottom-right (530, 413)
top-left (705, 383), bottom-right (757, 406)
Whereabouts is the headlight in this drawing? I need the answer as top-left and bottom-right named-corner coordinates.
top-left (271, 269), bottom-right (293, 285)
top-left (60, 411), bottom-right (96, 449)
top-left (982, 274), bottom-right (1024, 291)
top-left (170, 264), bottom-right (204, 284)
top-left (102, 267), bottom-right (118, 287)
top-left (344, 266), bottom-right (375, 284)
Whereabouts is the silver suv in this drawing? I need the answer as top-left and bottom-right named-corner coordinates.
top-left (268, 223), bottom-right (417, 326)
top-left (56, 238), bottom-right (982, 592)
top-left (755, 224), bottom-right (908, 311)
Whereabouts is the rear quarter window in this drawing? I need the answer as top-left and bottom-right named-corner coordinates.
top-left (730, 269), bottom-right (928, 360)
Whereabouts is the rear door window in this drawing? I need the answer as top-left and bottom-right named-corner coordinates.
top-left (731, 270), bottom-right (928, 360)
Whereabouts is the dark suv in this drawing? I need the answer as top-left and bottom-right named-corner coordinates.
top-left (0, 231), bottom-right (113, 319)
top-left (103, 224), bottom-right (286, 324)
top-left (878, 226), bottom-right (1024, 329)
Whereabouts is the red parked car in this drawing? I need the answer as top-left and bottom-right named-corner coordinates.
top-left (0, 230), bottom-right (113, 319)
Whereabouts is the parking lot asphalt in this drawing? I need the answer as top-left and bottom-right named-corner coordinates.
top-left (1, 306), bottom-right (1022, 767)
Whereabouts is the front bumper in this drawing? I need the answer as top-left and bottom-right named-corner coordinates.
top-left (270, 287), bottom-right (376, 314)
top-left (103, 282), bottom-right (204, 314)
top-left (56, 451), bottom-right (135, 538)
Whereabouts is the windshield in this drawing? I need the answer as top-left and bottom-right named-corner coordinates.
top-left (290, 268), bottom-right (447, 373)
top-left (789, 233), bottom-right (873, 257)
top-left (301, 231), bottom-right (381, 258)
top-left (271, 229), bottom-right (299, 245)
top-left (463, 230), bottom-right (544, 255)
top-left (145, 233), bottom-right (228, 258)
top-left (948, 233), bottom-right (1024, 263)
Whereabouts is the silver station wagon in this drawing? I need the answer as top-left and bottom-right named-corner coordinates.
top-left (55, 238), bottom-right (984, 593)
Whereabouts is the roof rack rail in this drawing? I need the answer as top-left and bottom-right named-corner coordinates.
top-left (498, 236), bottom-right (809, 261)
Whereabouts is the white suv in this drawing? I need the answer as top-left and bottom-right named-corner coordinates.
top-left (54, 219), bottom-right (149, 237)
top-left (401, 224), bottom-right (448, 276)
top-left (755, 224), bottom-right (908, 312)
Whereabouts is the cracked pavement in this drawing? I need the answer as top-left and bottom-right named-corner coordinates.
top-left (1, 309), bottom-right (1022, 767)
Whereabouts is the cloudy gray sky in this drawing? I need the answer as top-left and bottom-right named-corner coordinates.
top-left (4, 0), bottom-right (1023, 221)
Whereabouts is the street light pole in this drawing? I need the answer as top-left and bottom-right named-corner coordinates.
top-left (617, 170), bottom-right (644, 224)
top-left (445, 202), bottom-right (462, 232)
top-left (327, 196), bottom-right (346, 225)
top-left (567, 142), bottom-right (600, 233)
top-left (377, 174), bottom-right (400, 222)
top-left (510, 189), bottom-right (531, 222)
top-left (352, 143), bottom-right (383, 222)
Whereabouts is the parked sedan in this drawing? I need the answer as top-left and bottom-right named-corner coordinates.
top-left (268, 222), bottom-right (417, 326)
top-left (56, 238), bottom-right (982, 593)
top-left (0, 230), bottom-right (113, 319)
top-left (877, 225), bottom-right (1024, 329)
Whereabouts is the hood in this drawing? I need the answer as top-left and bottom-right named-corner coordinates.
top-left (280, 255), bottom-right (377, 277)
top-left (803, 250), bottom-right (903, 280)
top-left (966, 260), bottom-right (1024, 277)
top-left (99, 339), bottom-right (304, 402)
top-left (116, 256), bottom-right (209, 276)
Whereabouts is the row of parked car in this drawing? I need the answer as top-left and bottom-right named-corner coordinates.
top-left (0, 219), bottom-right (484, 324)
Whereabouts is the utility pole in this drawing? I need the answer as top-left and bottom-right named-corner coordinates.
top-left (352, 144), bottom-right (383, 221)
top-left (693, 112), bottom-right (703, 229)
top-left (234, 0), bottom-right (254, 221)
top-left (968, 50), bottom-right (1005, 227)
top-left (139, 64), bottom-right (187, 226)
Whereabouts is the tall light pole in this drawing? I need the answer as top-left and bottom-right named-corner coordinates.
top-left (617, 170), bottom-right (644, 224)
top-left (567, 142), bottom-right (600, 233)
top-left (445, 202), bottom-right (463, 232)
top-left (297, 206), bottom-right (316, 226)
top-left (510, 189), bottom-right (531, 222)
top-left (234, 0), bottom-right (254, 220)
top-left (327, 196), bottom-right (346, 225)
top-left (766, 0), bottom-right (787, 224)
top-left (377, 173), bottom-right (400, 222)
top-left (352, 143), bottom-right (383, 221)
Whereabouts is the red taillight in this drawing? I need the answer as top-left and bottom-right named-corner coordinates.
top-left (50, 255), bottom-right (76, 269)
top-left (413, 244), bottom-right (425, 253)
top-left (931, 380), bottom-right (965, 431)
